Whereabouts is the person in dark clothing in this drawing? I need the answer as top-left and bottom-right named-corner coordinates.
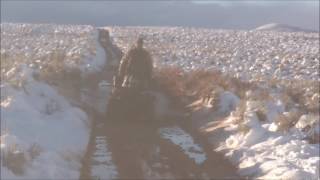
top-left (109, 36), bottom-right (155, 121)
top-left (114, 37), bottom-right (153, 91)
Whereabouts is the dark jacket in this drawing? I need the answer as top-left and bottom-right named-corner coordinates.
top-left (116, 45), bottom-right (153, 89)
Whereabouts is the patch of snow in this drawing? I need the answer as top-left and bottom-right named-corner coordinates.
top-left (1, 70), bottom-right (89, 179)
top-left (1, 23), bottom-right (109, 179)
top-left (217, 91), bottom-right (240, 114)
top-left (296, 114), bottom-right (318, 129)
top-left (1, 23), bottom-right (107, 79)
top-left (159, 126), bottom-right (207, 165)
top-left (90, 136), bottom-right (118, 179)
top-left (78, 30), bottom-right (107, 75)
top-left (217, 96), bottom-right (320, 179)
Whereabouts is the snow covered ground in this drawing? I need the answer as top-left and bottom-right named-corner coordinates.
top-left (1, 71), bottom-right (89, 178)
top-left (213, 92), bottom-right (319, 179)
top-left (186, 82), bottom-right (319, 179)
top-left (110, 26), bottom-right (319, 179)
top-left (1, 23), bottom-right (107, 179)
top-left (110, 26), bottom-right (319, 81)
top-left (1, 23), bottom-right (318, 179)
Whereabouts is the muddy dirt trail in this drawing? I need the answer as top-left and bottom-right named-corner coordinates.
top-left (80, 106), bottom-right (238, 179)
top-left (79, 29), bottom-right (238, 179)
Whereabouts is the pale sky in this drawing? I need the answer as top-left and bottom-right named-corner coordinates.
top-left (1, 1), bottom-right (319, 31)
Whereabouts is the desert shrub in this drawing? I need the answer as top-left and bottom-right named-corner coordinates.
top-left (275, 110), bottom-right (302, 132)
top-left (36, 49), bottom-right (71, 84)
top-left (153, 65), bottom-right (319, 143)
top-left (2, 142), bottom-right (43, 175)
top-left (256, 108), bottom-right (267, 122)
top-left (2, 144), bottom-right (27, 176)
top-left (27, 143), bottom-right (43, 160)
top-left (153, 66), bottom-right (254, 110)
top-left (268, 79), bottom-right (319, 112)
top-left (153, 66), bottom-right (186, 104)
top-left (231, 100), bottom-right (247, 124)
top-left (184, 69), bottom-right (224, 98)
top-left (154, 67), bottom-right (218, 97)
top-left (227, 77), bottom-right (255, 99)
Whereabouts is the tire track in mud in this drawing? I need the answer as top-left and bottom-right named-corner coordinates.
top-left (80, 29), bottom-right (238, 179)
top-left (81, 107), bottom-right (214, 179)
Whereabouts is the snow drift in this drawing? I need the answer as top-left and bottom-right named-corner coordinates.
top-left (1, 23), bottom-right (107, 179)
top-left (213, 90), bottom-right (319, 179)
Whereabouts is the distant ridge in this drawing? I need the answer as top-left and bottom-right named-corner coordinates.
top-left (254, 23), bottom-right (317, 33)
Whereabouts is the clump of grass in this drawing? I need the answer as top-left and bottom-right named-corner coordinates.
top-left (27, 143), bottom-right (43, 160)
top-left (275, 110), bottom-right (302, 132)
top-left (308, 128), bottom-right (320, 144)
top-left (2, 142), bottom-right (27, 175)
top-left (272, 79), bottom-right (319, 114)
top-left (230, 100), bottom-right (247, 124)
top-left (153, 66), bottom-right (319, 147)
top-left (2, 144), bottom-right (44, 176)
top-left (256, 107), bottom-right (268, 122)
top-left (153, 66), bottom-right (251, 107)
top-left (154, 67), bottom-right (317, 122)
top-left (153, 66), bottom-right (185, 100)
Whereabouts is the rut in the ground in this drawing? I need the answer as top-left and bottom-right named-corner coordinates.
top-left (79, 29), bottom-right (238, 179)
top-left (80, 99), bottom-right (238, 179)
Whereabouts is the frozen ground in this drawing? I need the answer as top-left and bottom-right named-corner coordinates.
top-left (0, 23), bottom-right (107, 179)
top-left (212, 93), bottom-right (319, 179)
top-left (109, 26), bottom-right (319, 179)
top-left (109, 26), bottom-right (319, 81)
top-left (1, 70), bottom-right (89, 178)
top-left (1, 23), bottom-right (106, 75)
top-left (0, 23), bottom-right (222, 179)
top-left (1, 23), bottom-right (319, 179)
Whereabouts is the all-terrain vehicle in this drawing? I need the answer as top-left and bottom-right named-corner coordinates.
top-left (106, 75), bottom-right (154, 123)
top-left (106, 37), bottom-right (155, 124)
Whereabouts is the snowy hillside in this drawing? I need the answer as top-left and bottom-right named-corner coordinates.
top-left (110, 26), bottom-right (319, 81)
top-left (1, 23), bottom-right (107, 179)
top-left (255, 23), bottom-right (316, 33)
top-left (111, 27), bottom-right (319, 179)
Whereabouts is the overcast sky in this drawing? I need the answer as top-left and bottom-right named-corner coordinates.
top-left (1, 1), bottom-right (319, 30)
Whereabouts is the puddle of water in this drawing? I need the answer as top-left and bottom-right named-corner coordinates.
top-left (159, 126), bottom-right (207, 165)
top-left (90, 136), bottom-right (118, 179)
